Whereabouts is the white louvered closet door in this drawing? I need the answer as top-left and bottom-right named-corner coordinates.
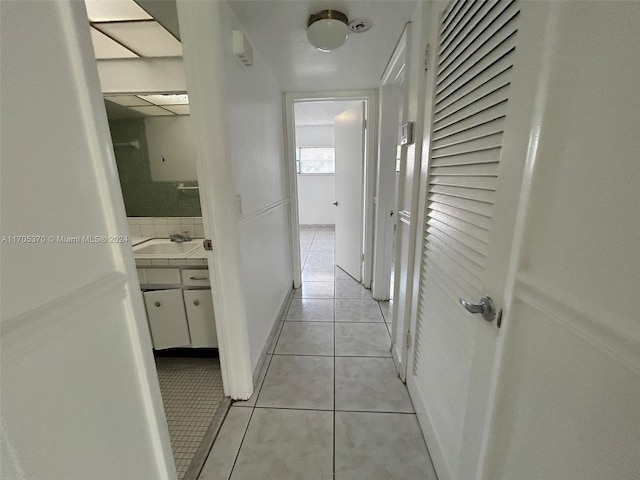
top-left (406, 1), bottom-right (526, 479)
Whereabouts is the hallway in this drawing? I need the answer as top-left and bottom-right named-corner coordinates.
top-left (198, 227), bottom-right (436, 479)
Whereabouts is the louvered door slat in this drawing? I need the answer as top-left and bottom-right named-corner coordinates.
top-left (440, 0), bottom-right (487, 53)
top-left (427, 217), bottom-right (489, 257)
top-left (429, 201), bottom-right (492, 230)
top-left (426, 235), bottom-right (485, 282)
top-left (431, 162), bottom-right (499, 177)
top-left (440, 1), bottom-right (519, 78)
top-left (426, 223), bottom-right (487, 268)
top-left (436, 60), bottom-right (512, 115)
top-left (430, 174), bottom-right (496, 191)
top-left (432, 131), bottom-right (503, 156)
top-left (441, 0), bottom-right (468, 39)
top-left (433, 101), bottom-right (506, 137)
top-left (429, 192), bottom-right (494, 217)
top-left (432, 145), bottom-right (502, 165)
top-left (430, 184), bottom-right (496, 204)
top-left (412, 0), bottom-right (520, 475)
top-left (427, 209), bottom-right (490, 244)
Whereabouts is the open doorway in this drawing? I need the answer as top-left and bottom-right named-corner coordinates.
top-left (293, 100), bottom-right (361, 277)
top-left (85, 2), bottom-right (227, 478)
top-left (285, 91), bottom-right (378, 290)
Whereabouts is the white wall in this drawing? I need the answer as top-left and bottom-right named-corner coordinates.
top-left (295, 125), bottom-right (335, 225)
top-left (1, 1), bottom-right (175, 478)
top-left (221, 2), bottom-right (292, 373)
top-left (146, 116), bottom-right (197, 181)
top-left (178, 0), bottom-right (292, 380)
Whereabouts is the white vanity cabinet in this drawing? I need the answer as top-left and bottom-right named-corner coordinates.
top-left (143, 289), bottom-right (191, 349)
top-left (183, 290), bottom-right (218, 347)
top-left (138, 267), bottom-right (217, 350)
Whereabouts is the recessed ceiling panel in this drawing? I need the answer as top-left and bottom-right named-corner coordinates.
top-left (94, 21), bottom-right (182, 57)
top-left (105, 95), bottom-right (152, 107)
top-left (161, 105), bottom-right (190, 115)
top-left (90, 27), bottom-right (138, 59)
top-left (129, 105), bottom-right (175, 116)
top-left (85, 0), bottom-right (152, 22)
top-left (137, 93), bottom-right (189, 105)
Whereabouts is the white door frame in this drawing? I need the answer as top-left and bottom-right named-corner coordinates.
top-left (284, 91), bottom-right (378, 288)
top-left (176, 0), bottom-right (254, 400)
top-left (372, 26), bottom-right (408, 300)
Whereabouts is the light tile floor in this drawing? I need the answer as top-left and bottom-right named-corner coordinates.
top-left (155, 357), bottom-right (225, 479)
top-left (198, 227), bottom-right (436, 480)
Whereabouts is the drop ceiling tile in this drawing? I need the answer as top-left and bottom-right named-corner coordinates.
top-left (137, 94), bottom-right (189, 105)
top-left (93, 21), bottom-right (182, 57)
top-left (129, 106), bottom-right (175, 116)
top-left (105, 95), bottom-right (152, 107)
top-left (85, 0), bottom-right (152, 22)
top-left (161, 105), bottom-right (190, 115)
top-left (90, 27), bottom-right (138, 59)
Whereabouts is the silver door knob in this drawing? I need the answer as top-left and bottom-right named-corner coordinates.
top-left (458, 296), bottom-right (496, 322)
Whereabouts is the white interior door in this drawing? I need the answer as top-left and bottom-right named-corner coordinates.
top-left (406, 0), bottom-right (532, 478)
top-left (0, 1), bottom-right (174, 478)
top-left (334, 102), bottom-right (365, 280)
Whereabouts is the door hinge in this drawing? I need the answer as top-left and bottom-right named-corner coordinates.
top-left (405, 331), bottom-right (412, 349)
top-left (361, 253), bottom-right (365, 262)
top-left (203, 239), bottom-right (213, 251)
top-left (424, 43), bottom-right (431, 71)
top-left (364, 118), bottom-right (367, 130)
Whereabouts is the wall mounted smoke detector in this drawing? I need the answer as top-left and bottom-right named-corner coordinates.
top-left (307, 10), bottom-right (349, 52)
top-left (348, 19), bottom-right (373, 33)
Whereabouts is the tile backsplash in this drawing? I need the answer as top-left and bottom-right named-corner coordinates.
top-left (127, 217), bottom-right (205, 239)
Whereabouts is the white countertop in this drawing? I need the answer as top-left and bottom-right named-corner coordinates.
top-left (132, 238), bottom-right (207, 267)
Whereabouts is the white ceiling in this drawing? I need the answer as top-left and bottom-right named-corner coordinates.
top-left (294, 100), bottom-right (361, 126)
top-left (228, 0), bottom-right (418, 92)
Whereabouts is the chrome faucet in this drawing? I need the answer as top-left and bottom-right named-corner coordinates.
top-left (170, 231), bottom-right (192, 243)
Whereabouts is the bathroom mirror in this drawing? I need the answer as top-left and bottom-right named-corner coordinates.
top-left (105, 93), bottom-right (202, 217)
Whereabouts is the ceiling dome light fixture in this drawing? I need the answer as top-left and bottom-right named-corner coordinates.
top-left (307, 10), bottom-right (349, 52)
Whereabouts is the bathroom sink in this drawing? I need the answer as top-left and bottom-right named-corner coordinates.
top-left (133, 239), bottom-right (201, 257)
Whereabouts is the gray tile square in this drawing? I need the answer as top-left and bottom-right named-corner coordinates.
top-left (293, 281), bottom-right (335, 299)
top-left (230, 408), bottom-right (333, 480)
top-left (335, 323), bottom-right (391, 357)
top-left (335, 267), bottom-right (353, 281)
top-left (302, 268), bottom-right (335, 282)
top-left (335, 279), bottom-right (372, 299)
top-left (335, 412), bottom-right (437, 480)
top-left (335, 357), bottom-right (414, 413)
top-left (305, 255), bottom-right (335, 269)
top-left (199, 407), bottom-right (252, 480)
top-left (286, 299), bottom-right (334, 321)
top-left (275, 322), bottom-right (334, 356)
top-left (256, 355), bottom-right (334, 410)
top-left (335, 299), bottom-right (384, 322)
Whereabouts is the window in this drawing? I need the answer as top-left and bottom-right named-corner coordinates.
top-left (296, 147), bottom-right (335, 174)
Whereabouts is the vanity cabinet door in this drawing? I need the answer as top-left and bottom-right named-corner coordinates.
top-left (143, 289), bottom-right (191, 349)
top-left (183, 289), bottom-right (217, 348)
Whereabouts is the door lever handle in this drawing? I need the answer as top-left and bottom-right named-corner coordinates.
top-left (459, 296), bottom-right (496, 322)
top-left (333, 201), bottom-right (338, 206)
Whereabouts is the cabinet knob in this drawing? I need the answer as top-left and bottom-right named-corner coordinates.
top-left (193, 300), bottom-right (200, 306)
top-left (155, 301), bottom-right (161, 307)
